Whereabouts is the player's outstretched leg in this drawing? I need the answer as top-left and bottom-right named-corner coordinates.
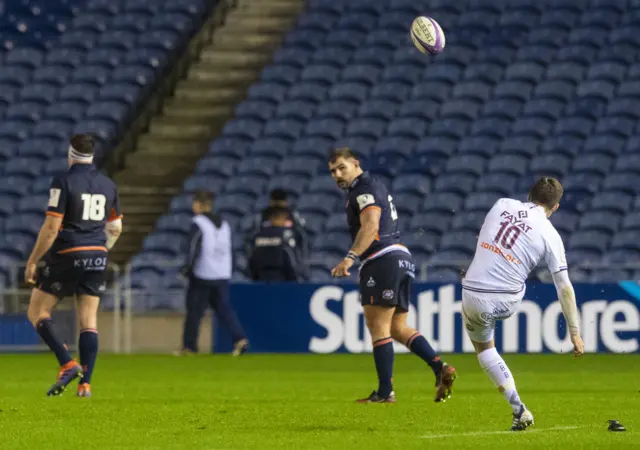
top-left (76, 294), bottom-right (100, 397)
top-left (391, 313), bottom-right (457, 402)
top-left (356, 305), bottom-right (396, 404)
top-left (28, 289), bottom-right (82, 396)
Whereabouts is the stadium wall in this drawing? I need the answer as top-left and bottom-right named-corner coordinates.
top-left (214, 283), bottom-right (640, 355)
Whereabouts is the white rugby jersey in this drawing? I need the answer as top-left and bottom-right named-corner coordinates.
top-left (463, 198), bottom-right (568, 294)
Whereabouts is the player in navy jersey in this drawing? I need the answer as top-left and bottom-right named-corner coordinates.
top-left (328, 147), bottom-right (456, 403)
top-left (24, 134), bottom-right (123, 397)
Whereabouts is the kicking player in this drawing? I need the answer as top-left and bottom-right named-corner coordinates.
top-left (328, 147), bottom-right (456, 403)
top-left (462, 177), bottom-right (584, 431)
top-left (25, 134), bottom-right (123, 397)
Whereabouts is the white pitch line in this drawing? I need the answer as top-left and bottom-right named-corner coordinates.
top-left (421, 425), bottom-right (583, 439)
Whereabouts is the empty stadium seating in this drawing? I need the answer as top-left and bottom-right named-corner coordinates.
top-left (130, 0), bottom-right (640, 286)
top-left (0, 0), bottom-right (213, 284)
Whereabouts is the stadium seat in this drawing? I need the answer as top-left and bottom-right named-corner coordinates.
top-left (578, 211), bottom-right (621, 235)
top-left (464, 192), bottom-right (499, 212)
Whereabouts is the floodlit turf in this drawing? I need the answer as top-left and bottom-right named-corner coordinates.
top-left (0, 353), bottom-right (637, 449)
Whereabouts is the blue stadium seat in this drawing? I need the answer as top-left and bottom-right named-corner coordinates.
top-left (423, 63), bottom-right (463, 84)
top-left (423, 192), bottom-right (464, 215)
top-left (578, 211), bottom-right (620, 235)
top-left (398, 99), bottom-right (439, 121)
top-left (534, 80), bottom-right (575, 102)
top-left (572, 154), bottom-right (614, 177)
top-left (325, 213), bottom-right (348, 232)
top-left (431, 118), bottom-right (471, 140)
top-left (411, 81), bottom-right (452, 102)
top-left (495, 81), bottom-right (533, 102)
top-left (236, 158), bottom-right (279, 178)
top-left (276, 100), bottom-right (315, 121)
top-left (488, 154), bottom-right (529, 176)
top-left (434, 173), bottom-right (477, 196)
top-left (225, 176), bottom-right (267, 198)
top-left (563, 172), bottom-right (602, 195)
top-left (506, 62), bottom-right (544, 83)
top-left (301, 64), bottom-right (341, 85)
top-left (445, 155), bottom-right (487, 177)
top-left (475, 173), bottom-right (518, 196)
top-left (386, 118), bottom-right (426, 140)
top-left (313, 99), bottom-right (357, 122)
top-left (523, 99), bottom-right (565, 121)
top-left (607, 99), bottom-right (640, 120)
top-left (622, 212), bottom-right (640, 231)
top-left (182, 175), bottom-right (226, 195)
top-left (236, 100), bottom-right (277, 122)
top-left (402, 231), bottom-right (440, 259)
top-left (463, 62), bottom-right (503, 84)
top-left (583, 135), bottom-right (622, 157)
top-left (440, 99), bottom-right (481, 120)
top-left (280, 157), bottom-right (321, 178)
top-left (346, 118), bottom-right (386, 140)
top-left (602, 172), bottom-right (640, 195)
top-left (457, 136), bottom-right (499, 158)
top-left (247, 82), bottom-right (288, 104)
top-left (216, 195), bottom-right (254, 217)
top-left (530, 154), bottom-right (571, 178)
top-left (464, 192), bottom-right (499, 212)
top-left (313, 232), bottom-right (350, 255)
top-left (5, 102), bottom-right (45, 123)
top-left (0, 121), bottom-right (32, 141)
top-left (590, 192), bottom-right (633, 215)
top-left (304, 118), bottom-right (345, 141)
top-left (360, 99), bottom-right (400, 121)
top-left (297, 193), bottom-right (337, 216)
top-left (610, 231), bottom-right (640, 253)
top-left (595, 117), bottom-right (635, 138)
top-left (546, 62), bottom-right (585, 84)
top-left (555, 117), bottom-right (595, 139)
top-left (568, 230), bottom-right (609, 257)
top-left (440, 231), bottom-right (478, 254)
top-left (264, 118), bottom-right (306, 141)
top-left (370, 82), bottom-right (412, 103)
top-left (549, 210), bottom-right (580, 235)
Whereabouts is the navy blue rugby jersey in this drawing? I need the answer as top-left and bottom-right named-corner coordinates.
top-left (346, 172), bottom-right (402, 260)
top-left (46, 164), bottom-right (122, 254)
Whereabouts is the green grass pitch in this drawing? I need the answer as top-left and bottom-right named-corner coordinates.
top-left (0, 353), bottom-right (637, 449)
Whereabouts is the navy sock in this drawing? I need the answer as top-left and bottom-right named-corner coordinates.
top-left (373, 338), bottom-right (394, 397)
top-left (36, 318), bottom-right (72, 366)
top-left (408, 333), bottom-right (443, 375)
top-left (79, 329), bottom-right (98, 384)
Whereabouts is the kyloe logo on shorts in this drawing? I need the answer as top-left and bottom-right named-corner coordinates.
top-left (367, 277), bottom-right (376, 287)
top-left (74, 257), bottom-right (107, 271)
top-left (382, 290), bottom-right (394, 300)
top-left (51, 282), bottom-right (62, 292)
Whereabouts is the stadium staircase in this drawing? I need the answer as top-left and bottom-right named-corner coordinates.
top-left (110, 0), bottom-right (305, 265)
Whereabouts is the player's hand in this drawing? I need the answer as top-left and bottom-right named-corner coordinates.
top-left (331, 258), bottom-right (354, 278)
top-left (24, 261), bottom-right (38, 286)
top-left (571, 334), bottom-right (584, 357)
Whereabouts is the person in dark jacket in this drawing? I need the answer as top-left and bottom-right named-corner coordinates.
top-left (248, 207), bottom-right (308, 282)
top-left (244, 189), bottom-right (308, 261)
top-left (179, 191), bottom-right (248, 356)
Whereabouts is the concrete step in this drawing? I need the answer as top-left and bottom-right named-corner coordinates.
top-left (149, 119), bottom-right (219, 139)
top-left (117, 214), bottom-right (160, 226)
top-left (224, 15), bottom-right (298, 32)
top-left (161, 104), bottom-right (234, 123)
top-left (238, 2), bottom-right (304, 17)
top-left (213, 32), bottom-right (284, 51)
top-left (188, 67), bottom-right (257, 85)
top-left (118, 186), bottom-right (180, 196)
top-left (135, 137), bottom-right (207, 156)
top-left (115, 170), bottom-right (194, 187)
top-left (174, 85), bottom-right (244, 104)
top-left (200, 50), bottom-right (272, 68)
top-left (179, 78), bottom-right (255, 93)
top-left (120, 193), bottom-right (173, 207)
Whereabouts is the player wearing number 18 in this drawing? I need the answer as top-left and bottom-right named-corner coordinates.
top-left (24, 134), bottom-right (123, 397)
top-left (328, 147), bottom-right (456, 404)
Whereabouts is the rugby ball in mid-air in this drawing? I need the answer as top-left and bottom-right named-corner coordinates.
top-left (410, 16), bottom-right (445, 55)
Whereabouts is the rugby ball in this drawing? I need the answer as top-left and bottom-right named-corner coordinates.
top-left (411, 16), bottom-right (445, 55)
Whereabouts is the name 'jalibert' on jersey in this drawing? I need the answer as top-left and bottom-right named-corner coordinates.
top-left (463, 198), bottom-right (568, 294)
top-left (46, 164), bottom-right (122, 254)
top-left (346, 172), bottom-right (402, 261)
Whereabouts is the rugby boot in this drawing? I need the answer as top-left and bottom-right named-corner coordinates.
top-left (47, 361), bottom-right (83, 396)
top-left (77, 383), bottom-right (92, 398)
top-left (510, 405), bottom-right (534, 431)
top-left (232, 338), bottom-right (249, 356)
top-left (434, 363), bottom-right (457, 402)
top-left (356, 390), bottom-right (397, 404)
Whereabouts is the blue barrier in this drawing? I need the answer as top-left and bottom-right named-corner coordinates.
top-left (215, 283), bottom-right (640, 354)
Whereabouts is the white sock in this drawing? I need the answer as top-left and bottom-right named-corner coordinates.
top-left (477, 348), bottom-right (524, 414)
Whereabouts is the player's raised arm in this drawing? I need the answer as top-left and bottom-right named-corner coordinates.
top-left (25, 179), bottom-right (66, 283)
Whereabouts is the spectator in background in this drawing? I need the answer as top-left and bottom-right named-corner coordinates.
top-left (179, 190), bottom-right (248, 356)
top-left (248, 207), bottom-right (308, 282)
top-left (244, 189), bottom-right (309, 261)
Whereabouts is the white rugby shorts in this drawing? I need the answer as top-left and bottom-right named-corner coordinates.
top-left (461, 288), bottom-right (525, 343)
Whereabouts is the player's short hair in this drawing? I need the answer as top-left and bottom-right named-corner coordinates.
top-left (529, 177), bottom-right (563, 209)
top-left (70, 134), bottom-right (94, 156)
top-left (269, 188), bottom-right (288, 202)
top-left (266, 206), bottom-right (290, 221)
top-left (328, 146), bottom-right (358, 164)
top-left (193, 190), bottom-right (214, 208)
